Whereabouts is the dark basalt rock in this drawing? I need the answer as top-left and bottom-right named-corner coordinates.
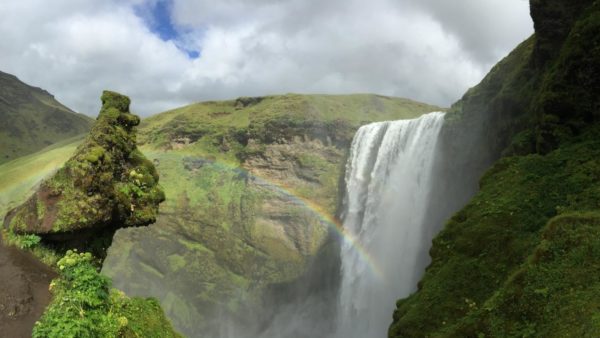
top-left (530, 0), bottom-right (600, 152)
top-left (530, 0), bottom-right (594, 67)
top-left (4, 91), bottom-right (165, 238)
top-left (235, 96), bottom-right (264, 108)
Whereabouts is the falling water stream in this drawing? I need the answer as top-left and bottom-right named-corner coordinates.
top-left (335, 112), bottom-right (446, 338)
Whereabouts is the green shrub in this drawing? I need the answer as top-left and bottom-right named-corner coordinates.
top-left (17, 234), bottom-right (41, 249)
top-left (33, 250), bottom-right (181, 338)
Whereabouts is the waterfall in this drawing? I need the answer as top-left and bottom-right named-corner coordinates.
top-left (336, 112), bottom-right (445, 338)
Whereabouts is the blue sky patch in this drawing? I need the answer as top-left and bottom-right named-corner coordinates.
top-left (135, 0), bottom-right (201, 59)
top-left (187, 50), bottom-right (200, 59)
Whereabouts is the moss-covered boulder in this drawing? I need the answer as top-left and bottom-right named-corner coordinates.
top-left (3, 91), bottom-right (164, 238)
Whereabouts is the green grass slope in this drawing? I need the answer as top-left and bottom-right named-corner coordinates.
top-left (140, 93), bottom-right (441, 153)
top-left (0, 136), bottom-right (83, 217)
top-left (1, 93), bottom-right (442, 336)
top-left (100, 93), bottom-right (442, 336)
top-left (138, 93), bottom-right (441, 211)
top-left (0, 71), bottom-right (93, 164)
top-left (390, 0), bottom-right (600, 336)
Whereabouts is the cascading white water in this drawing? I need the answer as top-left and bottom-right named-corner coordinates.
top-left (336, 112), bottom-right (445, 338)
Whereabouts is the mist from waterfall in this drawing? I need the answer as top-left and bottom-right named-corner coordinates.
top-left (335, 112), bottom-right (446, 338)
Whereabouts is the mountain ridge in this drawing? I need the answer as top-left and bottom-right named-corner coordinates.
top-left (0, 70), bottom-right (93, 164)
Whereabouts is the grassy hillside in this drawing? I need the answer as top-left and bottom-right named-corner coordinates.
top-left (1, 93), bottom-right (441, 336)
top-left (139, 93), bottom-right (441, 159)
top-left (0, 71), bottom-right (93, 164)
top-left (0, 136), bottom-right (83, 217)
top-left (102, 93), bottom-right (442, 336)
top-left (390, 0), bottom-right (600, 336)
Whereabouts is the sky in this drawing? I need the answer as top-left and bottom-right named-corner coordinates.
top-left (0, 0), bottom-right (533, 116)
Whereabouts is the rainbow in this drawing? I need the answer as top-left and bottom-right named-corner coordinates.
top-left (3, 146), bottom-right (387, 281)
top-left (282, 185), bottom-right (387, 281)
top-left (257, 178), bottom-right (386, 281)
top-left (175, 154), bottom-right (387, 281)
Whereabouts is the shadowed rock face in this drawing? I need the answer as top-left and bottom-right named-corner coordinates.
top-left (530, 0), bottom-right (594, 66)
top-left (4, 91), bottom-right (164, 239)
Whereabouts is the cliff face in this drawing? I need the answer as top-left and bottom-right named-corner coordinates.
top-left (530, 0), bottom-right (600, 153)
top-left (4, 91), bottom-right (164, 250)
top-left (0, 71), bottom-right (93, 164)
top-left (390, 0), bottom-right (600, 336)
top-left (530, 0), bottom-right (593, 66)
top-left (100, 93), bottom-right (441, 336)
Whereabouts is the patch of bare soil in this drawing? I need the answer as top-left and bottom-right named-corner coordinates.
top-left (0, 240), bottom-right (56, 338)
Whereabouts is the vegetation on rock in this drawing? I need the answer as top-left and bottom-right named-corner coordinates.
top-left (0, 92), bottom-right (441, 336)
top-left (102, 93), bottom-right (441, 336)
top-left (4, 91), bottom-right (164, 247)
top-left (0, 136), bottom-right (83, 218)
top-left (1, 90), bottom-right (178, 338)
top-left (33, 250), bottom-right (181, 338)
top-left (390, 0), bottom-right (600, 336)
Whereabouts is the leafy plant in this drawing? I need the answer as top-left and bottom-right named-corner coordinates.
top-left (17, 234), bottom-right (41, 249)
top-left (33, 250), bottom-right (181, 338)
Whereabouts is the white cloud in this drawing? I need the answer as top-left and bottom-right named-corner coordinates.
top-left (0, 0), bottom-right (533, 116)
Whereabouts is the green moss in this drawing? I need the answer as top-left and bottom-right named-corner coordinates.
top-left (532, 3), bottom-right (600, 152)
top-left (101, 90), bottom-right (131, 113)
top-left (167, 254), bottom-right (186, 271)
top-left (84, 146), bottom-right (105, 163)
top-left (36, 198), bottom-right (45, 220)
top-left (6, 91), bottom-right (164, 237)
top-left (470, 212), bottom-right (600, 337)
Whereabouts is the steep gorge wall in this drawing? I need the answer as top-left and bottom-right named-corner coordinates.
top-left (101, 94), bottom-right (440, 337)
top-left (391, 0), bottom-right (600, 336)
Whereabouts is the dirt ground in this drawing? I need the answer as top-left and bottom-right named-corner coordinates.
top-left (0, 240), bottom-right (56, 338)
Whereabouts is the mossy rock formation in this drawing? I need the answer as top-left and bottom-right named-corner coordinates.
top-left (4, 91), bottom-right (164, 239)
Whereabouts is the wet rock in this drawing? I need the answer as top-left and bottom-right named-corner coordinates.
top-left (530, 0), bottom-right (594, 66)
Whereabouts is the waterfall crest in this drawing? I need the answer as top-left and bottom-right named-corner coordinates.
top-left (336, 112), bottom-right (445, 337)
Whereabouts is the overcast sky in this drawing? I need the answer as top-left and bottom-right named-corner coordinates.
top-left (0, 0), bottom-right (533, 116)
